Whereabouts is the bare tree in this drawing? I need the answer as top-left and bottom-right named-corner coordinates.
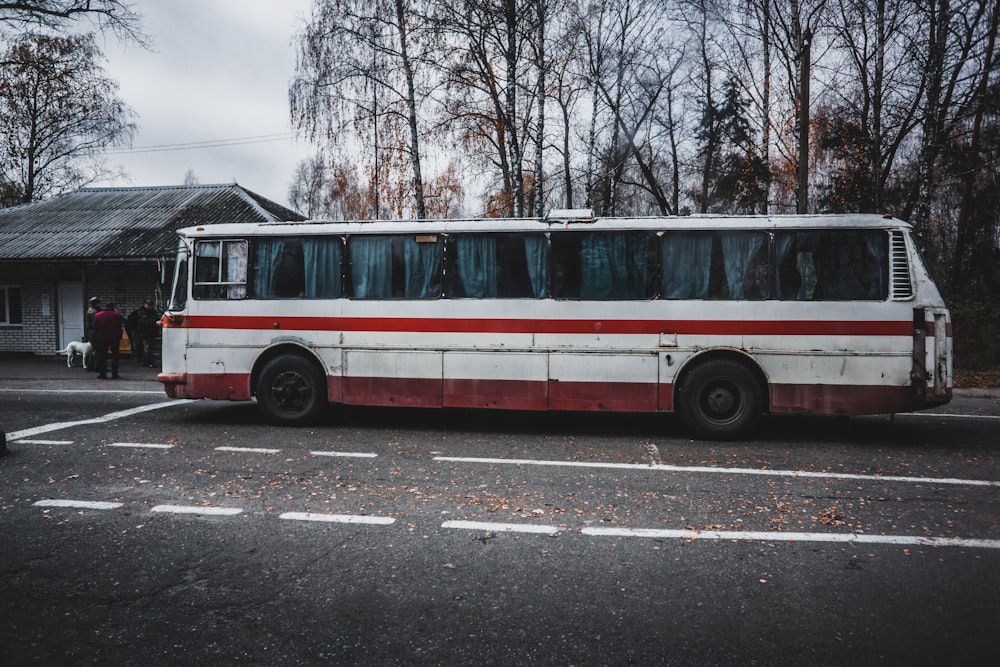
top-left (0, 1), bottom-right (147, 45)
top-left (0, 32), bottom-right (136, 204)
top-left (290, 0), bottom-right (432, 219)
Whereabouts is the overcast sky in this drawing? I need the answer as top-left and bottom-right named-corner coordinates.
top-left (100, 0), bottom-right (313, 211)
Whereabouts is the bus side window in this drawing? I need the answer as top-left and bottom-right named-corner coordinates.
top-left (193, 240), bottom-right (247, 299)
top-left (252, 237), bottom-right (341, 299)
top-left (552, 231), bottom-right (655, 300)
top-left (446, 233), bottom-right (547, 298)
top-left (348, 235), bottom-right (442, 299)
top-left (776, 231), bottom-right (888, 300)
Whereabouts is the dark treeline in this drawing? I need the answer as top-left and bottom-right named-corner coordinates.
top-left (289, 0), bottom-right (999, 299)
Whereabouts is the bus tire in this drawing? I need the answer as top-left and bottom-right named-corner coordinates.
top-left (256, 354), bottom-right (327, 425)
top-left (678, 359), bottom-right (762, 438)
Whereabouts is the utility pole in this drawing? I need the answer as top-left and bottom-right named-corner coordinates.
top-left (797, 28), bottom-right (812, 214)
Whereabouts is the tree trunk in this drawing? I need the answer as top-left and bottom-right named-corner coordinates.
top-left (395, 0), bottom-right (427, 219)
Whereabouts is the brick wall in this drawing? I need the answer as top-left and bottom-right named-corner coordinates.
top-left (0, 262), bottom-right (162, 355)
top-left (0, 263), bottom-right (58, 354)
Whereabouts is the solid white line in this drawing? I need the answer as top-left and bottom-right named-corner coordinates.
top-left (310, 451), bottom-right (378, 458)
top-left (215, 446), bottom-right (281, 454)
top-left (13, 439), bottom-right (74, 445)
top-left (442, 520), bottom-right (561, 534)
top-left (581, 527), bottom-right (1000, 550)
top-left (107, 442), bottom-right (174, 449)
top-left (279, 512), bottom-right (395, 525)
top-left (433, 456), bottom-right (1000, 488)
top-left (34, 499), bottom-right (123, 510)
top-left (6, 400), bottom-right (195, 441)
top-left (0, 389), bottom-right (166, 395)
top-left (902, 412), bottom-right (1000, 421)
top-left (151, 505), bottom-right (243, 516)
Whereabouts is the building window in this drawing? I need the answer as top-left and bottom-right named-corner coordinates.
top-left (0, 285), bottom-right (23, 325)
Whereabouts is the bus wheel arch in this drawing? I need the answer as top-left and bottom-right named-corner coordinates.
top-left (674, 351), bottom-right (769, 439)
top-left (252, 344), bottom-right (328, 425)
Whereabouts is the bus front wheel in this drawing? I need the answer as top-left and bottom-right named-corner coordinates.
top-left (678, 359), bottom-right (763, 438)
top-left (256, 354), bottom-right (327, 425)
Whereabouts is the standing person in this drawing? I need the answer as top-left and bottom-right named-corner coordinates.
top-left (85, 297), bottom-right (100, 341)
top-left (133, 300), bottom-right (161, 367)
top-left (93, 302), bottom-right (124, 380)
top-left (84, 297), bottom-right (101, 372)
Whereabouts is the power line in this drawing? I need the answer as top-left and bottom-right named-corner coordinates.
top-left (106, 133), bottom-right (298, 155)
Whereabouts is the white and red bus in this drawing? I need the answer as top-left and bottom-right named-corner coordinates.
top-left (158, 211), bottom-right (952, 437)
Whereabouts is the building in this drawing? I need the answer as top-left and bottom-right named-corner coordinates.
top-left (0, 184), bottom-right (304, 355)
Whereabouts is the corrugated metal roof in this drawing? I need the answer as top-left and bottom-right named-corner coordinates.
top-left (0, 184), bottom-right (305, 261)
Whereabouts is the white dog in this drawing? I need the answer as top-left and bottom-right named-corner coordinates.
top-left (56, 341), bottom-right (93, 368)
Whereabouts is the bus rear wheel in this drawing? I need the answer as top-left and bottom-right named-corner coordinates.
top-left (256, 354), bottom-right (327, 425)
top-left (678, 359), bottom-right (763, 438)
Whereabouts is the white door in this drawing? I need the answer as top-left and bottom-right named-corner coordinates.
top-left (57, 282), bottom-right (84, 348)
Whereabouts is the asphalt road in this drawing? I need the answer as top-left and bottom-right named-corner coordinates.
top-left (1, 359), bottom-right (998, 666)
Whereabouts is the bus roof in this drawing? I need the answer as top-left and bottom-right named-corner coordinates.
top-left (176, 213), bottom-right (911, 238)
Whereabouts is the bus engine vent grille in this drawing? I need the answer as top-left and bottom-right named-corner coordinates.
top-left (890, 230), bottom-right (913, 300)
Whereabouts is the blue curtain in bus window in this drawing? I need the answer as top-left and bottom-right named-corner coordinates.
top-left (580, 233), bottom-right (650, 299)
top-left (625, 234), bottom-right (653, 298)
top-left (662, 232), bottom-right (712, 299)
top-left (302, 237), bottom-right (342, 298)
top-left (580, 233), bottom-right (619, 298)
top-left (253, 238), bottom-right (284, 299)
top-left (720, 232), bottom-right (766, 299)
top-left (774, 233), bottom-right (801, 299)
top-left (524, 234), bottom-right (548, 297)
top-left (404, 237), bottom-right (442, 298)
top-left (861, 232), bottom-right (888, 299)
top-left (351, 237), bottom-right (393, 298)
top-left (456, 236), bottom-right (497, 297)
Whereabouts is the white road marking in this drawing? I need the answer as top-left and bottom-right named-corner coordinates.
top-left (903, 412), bottom-right (1000, 421)
top-left (6, 400), bottom-right (195, 441)
top-left (151, 505), bottom-right (243, 516)
top-left (442, 520), bottom-right (561, 535)
top-left (433, 456), bottom-right (1000, 488)
top-left (215, 446), bottom-right (281, 454)
top-left (0, 389), bottom-right (166, 395)
top-left (310, 451), bottom-right (378, 458)
top-left (582, 527), bottom-right (1000, 550)
top-left (107, 442), bottom-right (174, 449)
top-left (13, 439), bottom-right (74, 445)
top-left (34, 499), bottom-right (123, 510)
top-left (279, 512), bottom-right (395, 525)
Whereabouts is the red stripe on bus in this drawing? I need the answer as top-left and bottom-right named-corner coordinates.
top-left (178, 315), bottom-right (913, 337)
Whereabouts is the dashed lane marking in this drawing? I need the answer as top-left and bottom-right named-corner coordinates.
top-left (279, 512), bottom-right (395, 525)
top-left (215, 446), bottom-right (281, 454)
top-left (6, 400), bottom-right (195, 442)
top-left (442, 520), bottom-right (562, 535)
top-left (107, 442), bottom-right (174, 449)
top-left (151, 505), bottom-right (243, 516)
top-left (13, 439), bottom-right (74, 445)
top-left (311, 451), bottom-right (378, 458)
top-left (582, 527), bottom-right (1000, 550)
top-left (27, 501), bottom-right (998, 549)
top-left (34, 499), bottom-right (123, 510)
top-left (433, 456), bottom-right (1000, 488)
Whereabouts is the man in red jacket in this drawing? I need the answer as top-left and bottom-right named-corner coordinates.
top-left (93, 302), bottom-right (125, 380)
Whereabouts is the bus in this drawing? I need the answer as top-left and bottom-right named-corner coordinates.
top-left (157, 211), bottom-right (952, 438)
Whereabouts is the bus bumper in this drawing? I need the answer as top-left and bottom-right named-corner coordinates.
top-left (157, 372), bottom-right (252, 401)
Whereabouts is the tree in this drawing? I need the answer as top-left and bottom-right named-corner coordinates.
top-left (581, 0), bottom-right (680, 216)
top-left (290, 0), bottom-right (432, 219)
top-left (0, 32), bottom-right (136, 204)
top-left (0, 1), bottom-right (146, 44)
